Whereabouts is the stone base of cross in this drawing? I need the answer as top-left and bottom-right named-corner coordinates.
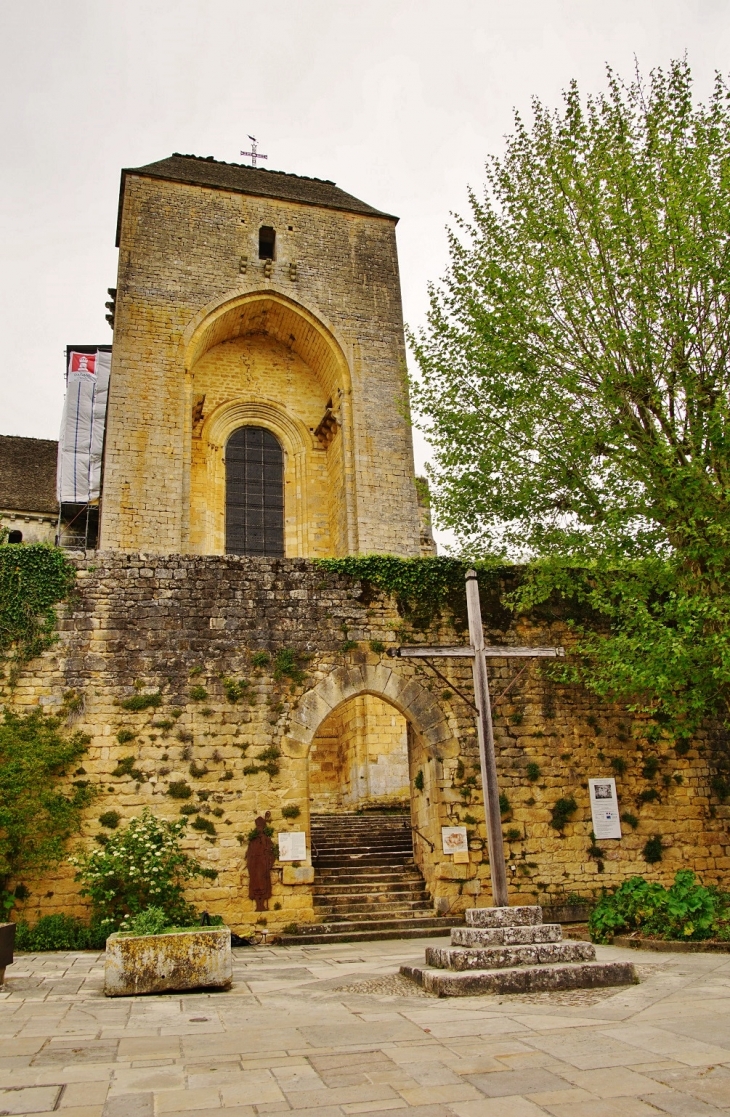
top-left (390, 569), bottom-right (563, 908)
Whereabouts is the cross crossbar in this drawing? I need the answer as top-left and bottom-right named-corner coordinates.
top-left (391, 569), bottom-right (564, 910)
top-left (393, 645), bottom-right (564, 659)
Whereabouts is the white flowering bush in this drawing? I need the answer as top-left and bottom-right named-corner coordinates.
top-left (70, 809), bottom-right (217, 932)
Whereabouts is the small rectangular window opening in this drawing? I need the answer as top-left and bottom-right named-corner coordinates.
top-left (259, 226), bottom-right (276, 260)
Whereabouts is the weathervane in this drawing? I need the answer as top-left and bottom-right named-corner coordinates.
top-left (240, 136), bottom-right (268, 169)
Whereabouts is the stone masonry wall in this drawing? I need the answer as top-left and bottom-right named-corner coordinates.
top-left (4, 555), bottom-right (729, 935)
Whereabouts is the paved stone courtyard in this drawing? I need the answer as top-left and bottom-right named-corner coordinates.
top-left (2, 937), bottom-right (730, 1117)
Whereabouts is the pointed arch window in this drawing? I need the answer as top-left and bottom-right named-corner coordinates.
top-left (225, 426), bottom-right (284, 556)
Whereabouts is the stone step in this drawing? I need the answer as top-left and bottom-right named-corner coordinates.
top-left (314, 855), bottom-right (415, 867)
top-left (314, 871), bottom-right (425, 885)
top-left (426, 940), bottom-right (596, 972)
top-left (319, 905), bottom-right (435, 923)
top-left (465, 905), bottom-right (543, 928)
top-left (279, 924), bottom-right (454, 945)
top-left (451, 924), bottom-right (562, 947)
top-left (316, 891), bottom-right (431, 907)
top-left (401, 959), bottom-right (637, 996)
top-left (314, 880), bottom-right (428, 895)
top-left (314, 844), bottom-right (417, 853)
top-left (316, 889), bottom-right (430, 901)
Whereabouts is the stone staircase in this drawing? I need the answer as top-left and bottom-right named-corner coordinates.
top-left (401, 903), bottom-right (637, 995)
top-left (281, 811), bottom-right (455, 944)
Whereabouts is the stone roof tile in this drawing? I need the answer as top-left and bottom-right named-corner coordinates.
top-left (117, 154), bottom-right (397, 244)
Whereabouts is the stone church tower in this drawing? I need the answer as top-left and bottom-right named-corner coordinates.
top-left (99, 153), bottom-right (426, 557)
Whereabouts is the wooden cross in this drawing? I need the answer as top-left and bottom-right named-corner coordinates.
top-left (240, 136), bottom-right (268, 168)
top-left (390, 569), bottom-right (564, 908)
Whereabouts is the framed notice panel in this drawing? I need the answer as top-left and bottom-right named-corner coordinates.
top-left (278, 832), bottom-right (307, 861)
top-left (588, 778), bottom-right (622, 839)
top-left (442, 826), bottom-right (468, 857)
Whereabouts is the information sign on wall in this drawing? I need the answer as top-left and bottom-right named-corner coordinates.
top-left (588, 777), bottom-right (622, 839)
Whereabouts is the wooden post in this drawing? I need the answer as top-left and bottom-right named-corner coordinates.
top-left (465, 569), bottom-right (509, 908)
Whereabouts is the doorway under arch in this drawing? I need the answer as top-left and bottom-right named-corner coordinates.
top-left (309, 693), bottom-right (411, 812)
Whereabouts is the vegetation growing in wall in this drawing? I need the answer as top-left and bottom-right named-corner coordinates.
top-left (0, 710), bottom-right (92, 917)
top-left (0, 543), bottom-right (75, 683)
top-left (315, 555), bottom-right (506, 627)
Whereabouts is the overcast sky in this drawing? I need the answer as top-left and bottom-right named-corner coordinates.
top-left (1, 0), bottom-right (728, 538)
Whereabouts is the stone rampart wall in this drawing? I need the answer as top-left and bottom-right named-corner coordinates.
top-left (5, 554), bottom-right (729, 934)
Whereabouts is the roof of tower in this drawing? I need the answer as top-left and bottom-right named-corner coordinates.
top-left (0, 435), bottom-right (58, 515)
top-left (117, 154), bottom-right (397, 243)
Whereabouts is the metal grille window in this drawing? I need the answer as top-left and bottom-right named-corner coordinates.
top-left (225, 427), bottom-right (284, 556)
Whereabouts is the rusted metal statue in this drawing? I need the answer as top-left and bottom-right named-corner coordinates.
top-left (246, 813), bottom-right (276, 911)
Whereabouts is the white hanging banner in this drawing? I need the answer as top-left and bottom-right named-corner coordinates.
top-left (588, 777), bottom-right (622, 839)
top-left (57, 348), bottom-right (111, 503)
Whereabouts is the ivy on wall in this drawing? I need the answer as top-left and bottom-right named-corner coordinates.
top-left (314, 555), bottom-right (510, 627)
top-left (0, 543), bottom-right (76, 681)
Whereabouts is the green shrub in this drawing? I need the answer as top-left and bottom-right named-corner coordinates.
top-left (0, 544), bottom-right (75, 676)
top-left (369, 640), bottom-right (385, 653)
top-left (550, 796), bottom-right (577, 831)
top-left (499, 793), bottom-right (511, 816)
top-left (0, 710), bottom-right (92, 918)
top-left (273, 648), bottom-right (305, 684)
top-left (643, 835), bottom-right (664, 863)
top-left (526, 762), bottom-right (540, 782)
top-left (621, 812), bottom-right (639, 829)
top-left (116, 729), bottom-right (136, 744)
top-left (281, 805), bottom-right (301, 819)
top-left (251, 651), bottom-right (270, 668)
top-left (589, 871), bottom-right (730, 943)
top-left (413, 770), bottom-right (425, 792)
top-left (121, 693), bottom-right (162, 712)
top-left (191, 816), bottom-right (216, 835)
top-left (98, 811), bottom-right (121, 829)
top-left (189, 686), bottom-right (208, 702)
top-left (70, 808), bottom-right (217, 931)
top-left (167, 781), bottom-right (192, 799)
top-left (642, 756), bottom-right (661, 780)
top-left (119, 906), bottom-right (171, 936)
top-left (611, 757), bottom-right (627, 775)
top-left (14, 913), bottom-right (106, 952)
top-left (222, 678), bottom-right (249, 703)
top-left (112, 756), bottom-right (138, 778)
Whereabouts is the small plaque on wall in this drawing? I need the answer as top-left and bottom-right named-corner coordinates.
top-left (588, 778), bottom-right (622, 839)
top-left (442, 826), bottom-right (468, 855)
top-left (278, 831), bottom-right (307, 861)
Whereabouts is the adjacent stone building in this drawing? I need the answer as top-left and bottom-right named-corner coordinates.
top-left (0, 434), bottom-right (57, 544)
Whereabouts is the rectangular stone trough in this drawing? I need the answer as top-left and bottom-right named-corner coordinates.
top-left (104, 928), bottom-right (232, 997)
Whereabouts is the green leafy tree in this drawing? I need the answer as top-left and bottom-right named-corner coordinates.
top-left (0, 711), bottom-right (92, 916)
top-left (411, 59), bottom-right (730, 749)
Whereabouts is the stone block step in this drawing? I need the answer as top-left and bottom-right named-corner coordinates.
top-left (314, 880), bottom-right (428, 895)
top-left (279, 924), bottom-right (453, 945)
top-left (314, 871), bottom-right (425, 885)
top-left (426, 940), bottom-right (595, 971)
top-left (320, 905), bottom-right (435, 923)
top-left (451, 923), bottom-right (562, 947)
top-left (465, 905), bottom-right (543, 928)
top-left (315, 896), bottom-right (431, 911)
top-left (401, 959), bottom-right (637, 996)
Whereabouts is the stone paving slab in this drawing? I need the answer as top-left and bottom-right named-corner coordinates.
top-left (1, 939), bottom-right (729, 1115)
